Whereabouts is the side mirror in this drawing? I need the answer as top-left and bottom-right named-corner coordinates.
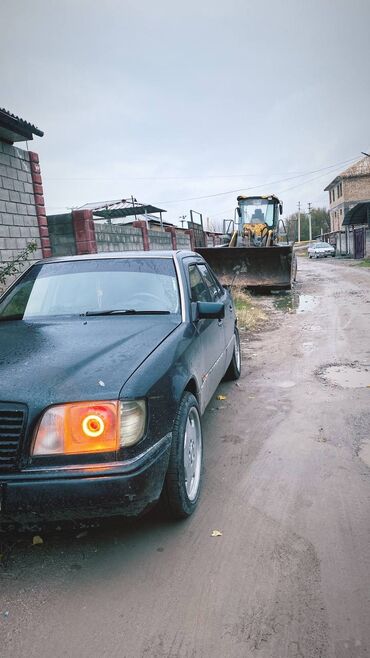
top-left (196, 301), bottom-right (225, 320)
top-left (279, 203), bottom-right (283, 215)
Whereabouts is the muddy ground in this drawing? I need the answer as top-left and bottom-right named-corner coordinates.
top-left (1, 257), bottom-right (370, 658)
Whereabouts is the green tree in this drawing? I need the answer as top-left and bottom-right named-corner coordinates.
top-left (285, 207), bottom-right (330, 241)
top-left (0, 242), bottom-right (37, 293)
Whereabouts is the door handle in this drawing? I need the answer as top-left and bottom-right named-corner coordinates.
top-left (218, 319), bottom-right (223, 326)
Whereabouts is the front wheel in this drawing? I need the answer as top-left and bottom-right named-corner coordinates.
top-left (224, 327), bottom-right (241, 381)
top-left (163, 392), bottom-right (203, 519)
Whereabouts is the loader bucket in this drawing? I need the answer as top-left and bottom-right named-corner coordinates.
top-left (196, 245), bottom-right (294, 290)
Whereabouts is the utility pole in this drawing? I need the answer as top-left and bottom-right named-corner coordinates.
top-left (131, 195), bottom-right (138, 223)
top-left (179, 214), bottom-right (187, 229)
top-left (308, 202), bottom-right (312, 241)
top-left (297, 201), bottom-right (301, 243)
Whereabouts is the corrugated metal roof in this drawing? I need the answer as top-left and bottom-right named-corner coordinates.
top-left (77, 198), bottom-right (166, 218)
top-left (342, 202), bottom-right (370, 226)
top-left (0, 107), bottom-right (44, 143)
top-left (93, 212), bottom-right (173, 227)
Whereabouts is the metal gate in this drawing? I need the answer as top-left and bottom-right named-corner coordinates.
top-left (188, 210), bottom-right (206, 248)
top-left (354, 227), bottom-right (366, 259)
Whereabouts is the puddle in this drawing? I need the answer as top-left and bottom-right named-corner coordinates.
top-left (359, 442), bottom-right (370, 468)
top-left (272, 292), bottom-right (317, 314)
top-left (320, 364), bottom-right (370, 388)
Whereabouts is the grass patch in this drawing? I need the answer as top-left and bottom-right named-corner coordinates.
top-left (356, 258), bottom-right (370, 268)
top-left (231, 286), bottom-right (268, 331)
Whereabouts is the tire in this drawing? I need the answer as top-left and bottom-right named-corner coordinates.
top-left (224, 327), bottom-right (241, 381)
top-left (292, 255), bottom-right (298, 282)
top-left (163, 392), bottom-right (203, 519)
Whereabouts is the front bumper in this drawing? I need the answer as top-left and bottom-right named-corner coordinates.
top-left (0, 433), bottom-right (172, 522)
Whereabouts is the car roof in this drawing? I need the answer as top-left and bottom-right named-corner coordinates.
top-left (36, 250), bottom-right (199, 265)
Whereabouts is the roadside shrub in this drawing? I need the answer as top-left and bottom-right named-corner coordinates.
top-left (0, 242), bottom-right (37, 294)
top-left (231, 285), bottom-right (268, 331)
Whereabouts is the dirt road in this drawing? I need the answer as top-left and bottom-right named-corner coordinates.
top-left (1, 257), bottom-right (370, 658)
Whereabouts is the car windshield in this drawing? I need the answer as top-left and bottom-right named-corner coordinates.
top-left (0, 257), bottom-right (181, 320)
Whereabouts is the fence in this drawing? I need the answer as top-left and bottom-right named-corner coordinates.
top-left (46, 209), bottom-right (224, 258)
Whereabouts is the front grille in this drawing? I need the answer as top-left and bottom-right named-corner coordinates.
top-left (0, 406), bottom-right (26, 471)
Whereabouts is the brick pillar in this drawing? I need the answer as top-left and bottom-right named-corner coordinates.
top-left (165, 226), bottom-right (177, 249)
top-left (28, 151), bottom-right (51, 258)
top-left (133, 220), bottom-right (149, 251)
top-left (72, 209), bottom-right (97, 254)
top-left (185, 228), bottom-right (195, 251)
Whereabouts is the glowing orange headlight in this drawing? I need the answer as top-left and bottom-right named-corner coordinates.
top-left (82, 415), bottom-right (105, 437)
top-left (32, 401), bottom-right (119, 456)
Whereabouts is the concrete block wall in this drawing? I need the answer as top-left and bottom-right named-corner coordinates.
top-left (176, 232), bottom-right (191, 249)
top-left (0, 142), bottom-right (43, 265)
top-left (46, 211), bottom-right (218, 258)
top-left (95, 223), bottom-right (144, 252)
top-left (48, 213), bottom-right (76, 257)
top-left (148, 229), bottom-right (172, 250)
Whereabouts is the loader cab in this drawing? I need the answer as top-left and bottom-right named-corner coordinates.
top-left (237, 195), bottom-right (282, 230)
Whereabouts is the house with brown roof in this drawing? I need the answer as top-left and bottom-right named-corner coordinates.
top-left (324, 156), bottom-right (370, 232)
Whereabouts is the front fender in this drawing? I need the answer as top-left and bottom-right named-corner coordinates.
top-left (120, 322), bottom-right (202, 442)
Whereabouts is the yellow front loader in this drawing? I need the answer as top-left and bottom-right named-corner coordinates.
top-left (197, 195), bottom-right (297, 290)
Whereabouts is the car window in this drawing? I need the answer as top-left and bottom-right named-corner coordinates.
top-left (0, 258), bottom-right (181, 319)
top-left (188, 265), bottom-right (211, 302)
top-left (197, 263), bottom-right (223, 301)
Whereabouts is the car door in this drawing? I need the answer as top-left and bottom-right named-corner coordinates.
top-left (196, 262), bottom-right (235, 371)
top-left (187, 262), bottom-right (226, 410)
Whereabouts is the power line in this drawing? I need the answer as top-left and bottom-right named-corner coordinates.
top-left (155, 156), bottom-right (358, 205)
top-left (44, 155), bottom-right (358, 185)
top-left (44, 154), bottom-right (359, 215)
top-left (207, 168), bottom-right (341, 220)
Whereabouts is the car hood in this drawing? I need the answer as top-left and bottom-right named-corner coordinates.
top-left (0, 316), bottom-right (181, 411)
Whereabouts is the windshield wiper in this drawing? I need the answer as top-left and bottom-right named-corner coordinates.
top-left (0, 314), bottom-right (24, 322)
top-left (82, 309), bottom-right (171, 316)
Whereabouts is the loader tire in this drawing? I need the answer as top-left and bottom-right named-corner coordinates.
top-left (292, 255), bottom-right (297, 282)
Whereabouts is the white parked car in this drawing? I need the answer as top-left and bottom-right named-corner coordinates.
top-left (307, 241), bottom-right (335, 258)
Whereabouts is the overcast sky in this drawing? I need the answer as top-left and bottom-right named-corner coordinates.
top-left (1, 0), bottom-right (369, 227)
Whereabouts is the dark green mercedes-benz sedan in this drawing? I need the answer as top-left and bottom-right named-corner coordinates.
top-left (0, 250), bottom-right (240, 523)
